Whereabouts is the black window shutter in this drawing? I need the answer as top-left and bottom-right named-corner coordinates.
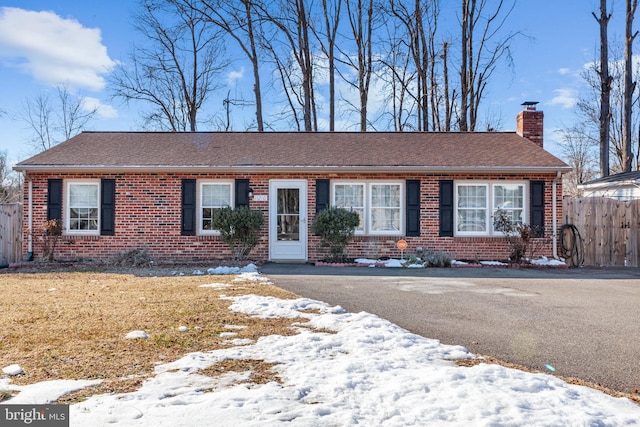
top-left (181, 179), bottom-right (196, 236)
top-left (235, 178), bottom-right (250, 208)
top-left (530, 180), bottom-right (545, 237)
top-left (439, 180), bottom-right (454, 237)
top-left (100, 179), bottom-right (116, 236)
top-left (316, 179), bottom-right (330, 213)
top-left (47, 179), bottom-right (63, 222)
top-left (406, 180), bottom-right (420, 237)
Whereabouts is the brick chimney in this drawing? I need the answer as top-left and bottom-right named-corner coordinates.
top-left (516, 102), bottom-right (544, 148)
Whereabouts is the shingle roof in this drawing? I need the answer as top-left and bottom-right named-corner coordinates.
top-left (14, 131), bottom-right (570, 173)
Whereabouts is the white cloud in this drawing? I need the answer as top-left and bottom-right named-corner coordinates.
top-left (0, 7), bottom-right (115, 91)
top-left (82, 97), bottom-right (118, 119)
top-left (227, 67), bottom-right (244, 85)
top-left (549, 88), bottom-right (578, 109)
top-left (558, 68), bottom-right (571, 75)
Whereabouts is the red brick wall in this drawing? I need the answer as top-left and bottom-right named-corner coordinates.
top-left (516, 109), bottom-right (544, 148)
top-left (22, 172), bottom-right (562, 263)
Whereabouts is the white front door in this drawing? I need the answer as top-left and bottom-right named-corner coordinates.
top-left (269, 180), bottom-right (307, 261)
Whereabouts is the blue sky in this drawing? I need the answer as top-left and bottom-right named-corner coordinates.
top-left (0, 0), bottom-right (625, 165)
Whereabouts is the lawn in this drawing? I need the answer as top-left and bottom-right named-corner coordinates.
top-left (0, 269), bottom-right (301, 403)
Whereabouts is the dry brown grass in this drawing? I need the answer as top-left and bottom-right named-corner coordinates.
top-left (0, 269), bottom-right (302, 402)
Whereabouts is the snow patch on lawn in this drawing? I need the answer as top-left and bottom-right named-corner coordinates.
top-left (66, 294), bottom-right (640, 426)
top-left (125, 330), bottom-right (149, 339)
top-left (2, 272), bottom-right (637, 426)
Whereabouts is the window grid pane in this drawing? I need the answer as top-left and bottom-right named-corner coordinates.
top-left (334, 184), bottom-right (365, 231)
top-left (457, 184), bottom-right (487, 233)
top-left (370, 184), bottom-right (401, 233)
top-left (201, 183), bottom-right (232, 231)
top-left (493, 184), bottom-right (525, 232)
top-left (68, 184), bottom-right (99, 231)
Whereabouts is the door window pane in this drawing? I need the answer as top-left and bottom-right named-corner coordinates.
top-left (277, 188), bottom-right (300, 240)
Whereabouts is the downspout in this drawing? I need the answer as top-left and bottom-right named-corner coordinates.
top-left (25, 172), bottom-right (33, 261)
top-left (552, 170), bottom-right (561, 260)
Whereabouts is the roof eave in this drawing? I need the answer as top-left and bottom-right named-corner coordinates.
top-left (14, 164), bottom-right (572, 174)
top-left (578, 179), bottom-right (640, 189)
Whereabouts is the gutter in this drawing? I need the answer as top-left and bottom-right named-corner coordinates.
top-left (24, 172), bottom-right (33, 261)
top-left (13, 164), bottom-right (573, 175)
top-left (552, 170), bottom-right (561, 260)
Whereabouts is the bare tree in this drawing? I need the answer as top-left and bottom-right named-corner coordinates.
top-left (557, 125), bottom-right (600, 197)
top-left (441, 40), bottom-right (456, 131)
top-left (459, 0), bottom-right (518, 132)
top-left (257, 0), bottom-right (317, 131)
top-left (22, 86), bottom-right (97, 152)
top-left (196, 0), bottom-right (265, 131)
top-left (378, 25), bottom-right (415, 131)
top-left (110, 0), bottom-right (228, 131)
top-left (338, 0), bottom-right (375, 131)
top-left (0, 151), bottom-right (21, 203)
top-left (311, 0), bottom-right (341, 131)
top-left (387, 0), bottom-right (431, 132)
top-left (593, 0), bottom-right (613, 177)
top-left (623, 0), bottom-right (638, 172)
top-left (23, 93), bottom-right (53, 152)
top-left (578, 47), bottom-right (640, 173)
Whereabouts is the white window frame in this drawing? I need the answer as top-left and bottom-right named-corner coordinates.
top-left (454, 181), bottom-right (527, 237)
top-left (331, 181), bottom-right (404, 236)
top-left (333, 182), bottom-right (366, 234)
top-left (198, 180), bottom-right (234, 235)
top-left (65, 180), bottom-right (100, 236)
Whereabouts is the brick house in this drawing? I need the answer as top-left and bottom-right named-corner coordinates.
top-left (14, 106), bottom-right (570, 263)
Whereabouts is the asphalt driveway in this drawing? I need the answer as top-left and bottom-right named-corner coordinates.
top-left (260, 263), bottom-right (640, 395)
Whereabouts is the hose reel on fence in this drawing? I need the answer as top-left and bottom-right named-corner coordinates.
top-left (560, 223), bottom-right (584, 267)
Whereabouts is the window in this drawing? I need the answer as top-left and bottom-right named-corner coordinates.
top-left (455, 182), bottom-right (526, 236)
top-left (371, 184), bottom-right (401, 233)
top-left (334, 183), bottom-right (365, 232)
top-left (199, 181), bottom-right (233, 234)
top-left (493, 184), bottom-right (525, 232)
top-left (332, 181), bottom-right (403, 235)
top-left (457, 184), bottom-right (488, 233)
top-left (66, 181), bottom-right (100, 234)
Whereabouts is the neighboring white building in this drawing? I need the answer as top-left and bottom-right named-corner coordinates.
top-left (579, 171), bottom-right (640, 200)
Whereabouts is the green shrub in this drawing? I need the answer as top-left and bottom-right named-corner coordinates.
top-left (311, 207), bottom-right (360, 263)
top-left (211, 207), bottom-right (264, 260)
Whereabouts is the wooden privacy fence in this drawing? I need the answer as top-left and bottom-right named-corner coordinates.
top-left (563, 197), bottom-right (639, 267)
top-left (0, 203), bottom-right (22, 265)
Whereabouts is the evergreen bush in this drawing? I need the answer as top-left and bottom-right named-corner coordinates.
top-left (211, 207), bottom-right (264, 260)
top-left (311, 207), bottom-right (360, 263)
